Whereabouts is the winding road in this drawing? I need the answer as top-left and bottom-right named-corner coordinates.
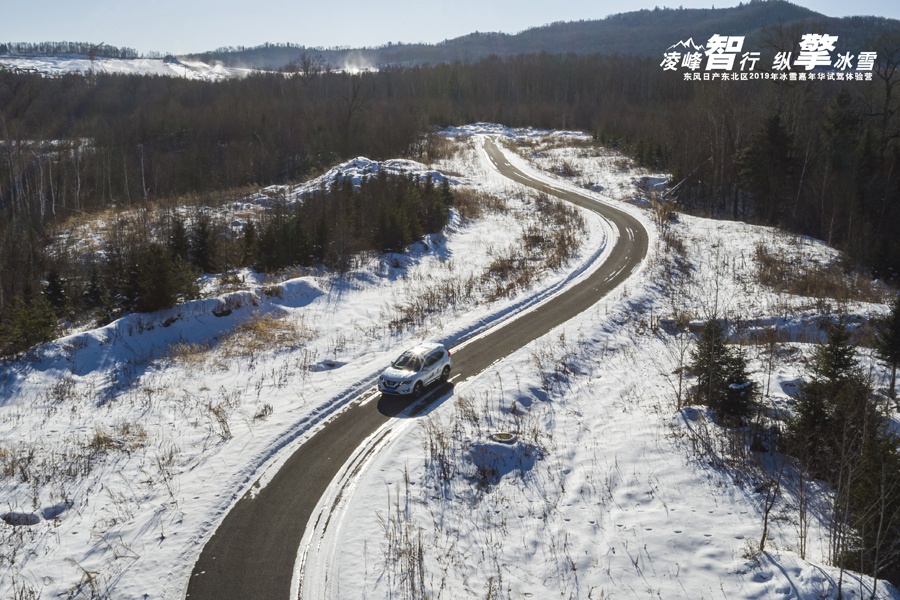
top-left (185, 137), bottom-right (649, 599)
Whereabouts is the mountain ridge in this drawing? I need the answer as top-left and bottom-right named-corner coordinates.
top-left (180, 1), bottom-right (898, 69)
top-left (4, 2), bottom-right (898, 74)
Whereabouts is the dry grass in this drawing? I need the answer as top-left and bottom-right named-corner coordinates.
top-left (754, 243), bottom-right (885, 304)
top-left (0, 445), bottom-right (14, 478)
top-left (453, 188), bottom-right (508, 221)
top-left (89, 422), bottom-right (149, 453)
top-left (261, 284), bottom-right (284, 299)
top-left (553, 159), bottom-right (581, 177)
top-left (420, 132), bottom-right (458, 163)
top-left (167, 341), bottom-right (211, 364)
top-left (221, 311), bottom-right (316, 357)
top-left (385, 189), bottom-right (585, 332)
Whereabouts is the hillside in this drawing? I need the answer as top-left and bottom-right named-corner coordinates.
top-left (185, 1), bottom-right (899, 69)
top-left (5, 2), bottom-right (899, 76)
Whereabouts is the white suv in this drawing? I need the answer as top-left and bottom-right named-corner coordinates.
top-left (378, 342), bottom-right (452, 398)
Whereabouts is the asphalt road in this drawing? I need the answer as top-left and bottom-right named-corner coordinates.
top-left (185, 138), bottom-right (649, 600)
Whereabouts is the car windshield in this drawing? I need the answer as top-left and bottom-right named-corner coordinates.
top-left (391, 352), bottom-right (423, 372)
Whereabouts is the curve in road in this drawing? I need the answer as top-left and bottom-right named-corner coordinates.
top-left (185, 137), bottom-right (649, 599)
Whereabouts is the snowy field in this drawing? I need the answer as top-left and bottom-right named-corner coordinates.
top-left (301, 126), bottom-right (900, 600)
top-left (1, 125), bottom-right (898, 599)
top-left (0, 131), bottom-right (610, 598)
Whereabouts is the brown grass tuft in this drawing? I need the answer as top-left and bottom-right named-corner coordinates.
top-left (754, 242), bottom-right (885, 304)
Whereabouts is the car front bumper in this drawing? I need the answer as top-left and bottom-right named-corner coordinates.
top-left (378, 379), bottom-right (414, 395)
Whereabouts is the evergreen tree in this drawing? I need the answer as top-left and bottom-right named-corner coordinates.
top-left (241, 220), bottom-right (258, 266)
top-left (190, 213), bottom-right (217, 273)
top-left (172, 257), bottom-right (200, 305)
top-left (0, 291), bottom-right (57, 355)
top-left (43, 270), bottom-right (69, 316)
top-left (169, 217), bottom-right (190, 263)
top-left (813, 316), bottom-right (858, 385)
top-left (687, 318), bottom-right (756, 422)
top-left (875, 293), bottom-right (900, 401)
top-left (736, 112), bottom-right (796, 223)
top-left (125, 244), bottom-right (197, 313)
top-left (788, 317), bottom-right (900, 586)
top-left (84, 268), bottom-right (115, 325)
top-left (440, 177), bottom-right (454, 208)
top-left (83, 268), bottom-right (105, 309)
top-left (789, 317), bottom-right (869, 474)
top-left (849, 425), bottom-right (900, 589)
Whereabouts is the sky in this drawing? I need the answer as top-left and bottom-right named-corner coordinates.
top-left (2, 0), bottom-right (899, 55)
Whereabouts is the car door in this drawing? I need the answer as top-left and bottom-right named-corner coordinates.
top-left (423, 350), bottom-right (442, 384)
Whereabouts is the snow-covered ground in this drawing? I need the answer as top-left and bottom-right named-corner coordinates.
top-left (1, 125), bottom-right (897, 599)
top-left (300, 127), bottom-right (900, 600)
top-left (0, 55), bottom-right (257, 80)
top-left (244, 156), bottom-right (458, 207)
top-left (0, 132), bottom-right (611, 598)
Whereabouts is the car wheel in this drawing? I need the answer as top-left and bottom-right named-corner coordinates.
top-left (440, 366), bottom-right (450, 383)
top-left (412, 381), bottom-right (424, 398)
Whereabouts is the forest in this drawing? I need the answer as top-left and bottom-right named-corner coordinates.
top-left (1, 26), bottom-right (900, 353)
top-left (0, 41), bottom-right (140, 59)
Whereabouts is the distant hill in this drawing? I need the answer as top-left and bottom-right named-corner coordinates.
top-left (183, 1), bottom-right (900, 69)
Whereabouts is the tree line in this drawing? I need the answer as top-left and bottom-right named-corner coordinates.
top-left (2, 35), bottom-right (900, 346)
top-left (0, 170), bottom-right (454, 355)
top-left (0, 42), bottom-right (140, 59)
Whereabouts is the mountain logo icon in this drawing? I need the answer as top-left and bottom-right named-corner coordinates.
top-left (666, 38), bottom-right (706, 52)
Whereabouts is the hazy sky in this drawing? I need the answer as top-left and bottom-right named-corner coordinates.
top-left (3, 0), bottom-right (899, 55)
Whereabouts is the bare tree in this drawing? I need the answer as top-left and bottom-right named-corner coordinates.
top-left (759, 458), bottom-right (784, 553)
top-left (796, 470), bottom-right (811, 560)
top-left (288, 50), bottom-right (328, 84)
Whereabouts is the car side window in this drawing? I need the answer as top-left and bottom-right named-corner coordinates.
top-left (426, 349), bottom-right (444, 367)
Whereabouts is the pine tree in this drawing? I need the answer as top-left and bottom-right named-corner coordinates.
top-left (440, 177), bottom-right (454, 208)
top-left (190, 213), bottom-right (217, 273)
top-left (736, 112), bottom-right (796, 223)
top-left (169, 217), bottom-right (190, 263)
top-left (84, 269), bottom-right (105, 309)
top-left (875, 293), bottom-right (900, 401)
top-left (43, 270), bottom-right (69, 316)
top-left (125, 244), bottom-right (197, 313)
top-left (1, 291), bottom-right (57, 355)
top-left (241, 220), bottom-right (258, 266)
top-left (813, 316), bottom-right (858, 385)
top-left (687, 318), bottom-right (756, 423)
top-left (788, 317), bottom-right (900, 587)
top-left (84, 269), bottom-right (115, 324)
top-left (789, 317), bottom-right (869, 475)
